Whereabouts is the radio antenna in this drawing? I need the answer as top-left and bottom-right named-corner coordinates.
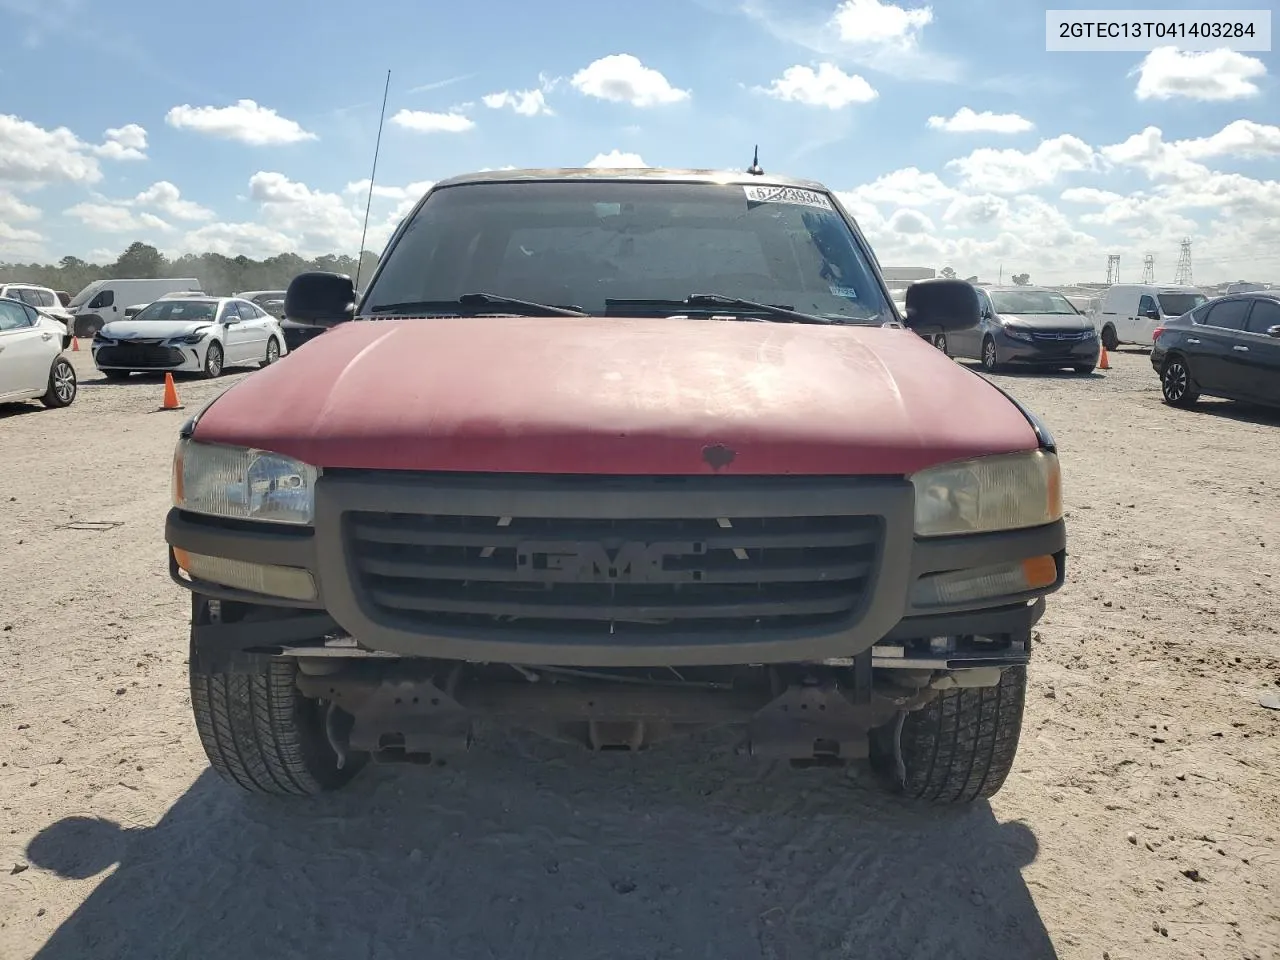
top-left (354, 69), bottom-right (391, 295)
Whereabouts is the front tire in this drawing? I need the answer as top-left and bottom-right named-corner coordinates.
top-left (102, 369), bottom-right (131, 381)
top-left (1161, 355), bottom-right (1200, 407)
top-left (263, 336), bottom-right (281, 366)
top-left (1073, 364), bottom-right (1095, 375)
top-left (202, 341), bottom-right (224, 379)
top-left (190, 646), bottom-right (365, 796)
top-left (875, 666), bottom-right (1027, 804)
top-left (40, 357), bottom-right (77, 408)
top-left (981, 336), bottom-right (1000, 372)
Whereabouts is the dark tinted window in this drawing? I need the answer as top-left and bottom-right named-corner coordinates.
top-left (367, 180), bottom-right (891, 322)
top-left (1244, 298), bottom-right (1280, 335)
top-left (1203, 299), bottom-right (1250, 331)
top-left (235, 301), bottom-right (261, 320)
top-left (1138, 295), bottom-right (1157, 314)
top-left (89, 289), bottom-right (115, 308)
top-left (1158, 293), bottom-right (1206, 316)
top-left (35, 290), bottom-right (56, 308)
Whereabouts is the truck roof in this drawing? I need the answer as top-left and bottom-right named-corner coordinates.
top-left (431, 167), bottom-right (830, 192)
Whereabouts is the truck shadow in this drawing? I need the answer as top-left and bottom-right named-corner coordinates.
top-left (26, 738), bottom-right (1058, 960)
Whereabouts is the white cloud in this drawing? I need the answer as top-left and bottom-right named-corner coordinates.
top-left (1173, 119), bottom-right (1280, 160)
top-left (168, 172), bottom-right (441, 260)
top-left (927, 107), bottom-right (1033, 134)
top-left (741, 0), bottom-right (957, 82)
top-left (481, 89), bottom-right (554, 116)
top-left (390, 109), bottom-right (475, 133)
top-left (177, 221), bottom-right (298, 259)
top-left (947, 135), bottom-right (1098, 193)
top-left (570, 54), bottom-right (690, 107)
top-left (1100, 127), bottom-right (1211, 181)
top-left (0, 219), bottom-right (45, 258)
top-left (830, 0), bottom-right (932, 48)
top-left (0, 189), bottom-right (41, 223)
top-left (756, 63), bottom-right (876, 109)
top-left (63, 202), bottom-right (172, 234)
top-left (133, 181), bottom-right (214, 221)
top-left (1133, 47), bottom-right (1266, 101)
top-left (93, 123), bottom-right (148, 161)
top-left (343, 179), bottom-right (435, 201)
top-left (887, 208), bottom-right (934, 234)
top-left (843, 167), bottom-right (956, 207)
top-left (585, 150), bottom-right (648, 168)
top-left (0, 113), bottom-right (102, 186)
top-left (1059, 187), bottom-right (1125, 204)
top-left (941, 193), bottom-right (1009, 226)
top-left (165, 100), bottom-right (318, 145)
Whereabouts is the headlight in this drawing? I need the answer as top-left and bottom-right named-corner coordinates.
top-left (172, 328), bottom-right (210, 345)
top-left (1002, 326), bottom-right (1034, 342)
top-left (910, 450), bottom-right (1062, 537)
top-left (173, 439), bottom-right (316, 525)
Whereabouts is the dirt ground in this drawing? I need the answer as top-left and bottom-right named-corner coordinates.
top-left (0, 343), bottom-right (1277, 960)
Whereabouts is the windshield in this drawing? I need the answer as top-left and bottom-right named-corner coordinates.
top-left (1158, 293), bottom-right (1206, 316)
top-left (364, 181), bottom-right (892, 323)
top-left (67, 281), bottom-right (104, 308)
top-left (132, 300), bottom-right (217, 322)
top-left (989, 290), bottom-right (1077, 315)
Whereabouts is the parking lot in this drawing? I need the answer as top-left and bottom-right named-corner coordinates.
top-left (1, 345), bottom-right (1277, 960)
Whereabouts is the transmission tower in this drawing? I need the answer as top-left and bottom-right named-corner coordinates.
top-left (1141, 254), bottom-right (1154, 284)
top-left (1106, 254), bottom-right (1121, 284)
top-left (1173, 238), bottom-right (1193, 285)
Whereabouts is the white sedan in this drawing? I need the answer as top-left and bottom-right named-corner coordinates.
top-left (0, 296), bottom-right (77, 409)
top-left (92, 295), bottom-right (288, 380)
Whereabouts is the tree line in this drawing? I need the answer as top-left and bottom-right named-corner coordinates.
top-left (0, 242), bottom-right (381, 299)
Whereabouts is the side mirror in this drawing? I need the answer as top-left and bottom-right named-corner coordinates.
top-left (903, 279), bottom-right (980, 333)
top-left (1267, 325), bottom-right (1280, 338)
top-left (285, 271), bottom-right (356, 326)
top-left (1145, 308), bottom-right (1161, 320)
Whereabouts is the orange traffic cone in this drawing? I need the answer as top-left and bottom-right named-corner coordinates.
top-left (160, 372), bottom-right (184, 410)
top-left (1098, 345), bottom-right (1110, 370)
top-left (71, 337), bottom-right (80, 352)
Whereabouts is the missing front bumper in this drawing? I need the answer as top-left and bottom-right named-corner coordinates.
top-left (293, 660), bottom-right (937, 762)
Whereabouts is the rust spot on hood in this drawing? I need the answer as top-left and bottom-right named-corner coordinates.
top-left (702, 443), bottom-right (736, 471)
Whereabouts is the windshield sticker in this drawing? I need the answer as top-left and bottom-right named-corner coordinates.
top-left (829, 285), bottom-right (859, 299)
top-left (743, 185), bottom-right (833, 210)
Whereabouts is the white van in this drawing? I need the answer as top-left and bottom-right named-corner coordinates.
top-left (66, 277), bottom-right (203, 337)
top-left (1095, 284), bottom-right (1208, 349)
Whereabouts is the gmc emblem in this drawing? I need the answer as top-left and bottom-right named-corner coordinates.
top-left (515, 540), bottom-right (705, 583)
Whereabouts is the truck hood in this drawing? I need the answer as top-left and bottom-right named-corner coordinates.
top-left (100, 319), bottom-right (214, 340)
top-left (192, 317), bottom-right (1039, 476)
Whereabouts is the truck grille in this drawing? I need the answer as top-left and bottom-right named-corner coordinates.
top-left (96, 343), bottom-right (184, 368)
top-left (344, 509), bottom-right (883, 638)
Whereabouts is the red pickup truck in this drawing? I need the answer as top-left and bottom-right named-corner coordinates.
top-left (166, 168), bottom-right (1065, 804)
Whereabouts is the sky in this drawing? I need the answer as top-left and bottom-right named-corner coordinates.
top-left (0, 0), bottom-right (1277, 284)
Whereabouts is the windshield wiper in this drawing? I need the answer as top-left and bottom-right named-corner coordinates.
top-left (369, 293), bottom-right (587, 317)
top-left (605, 294), bottom-right (834, 325)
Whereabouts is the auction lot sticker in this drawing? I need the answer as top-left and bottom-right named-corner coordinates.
top-left (744, 185), bottom-right (834, 210)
